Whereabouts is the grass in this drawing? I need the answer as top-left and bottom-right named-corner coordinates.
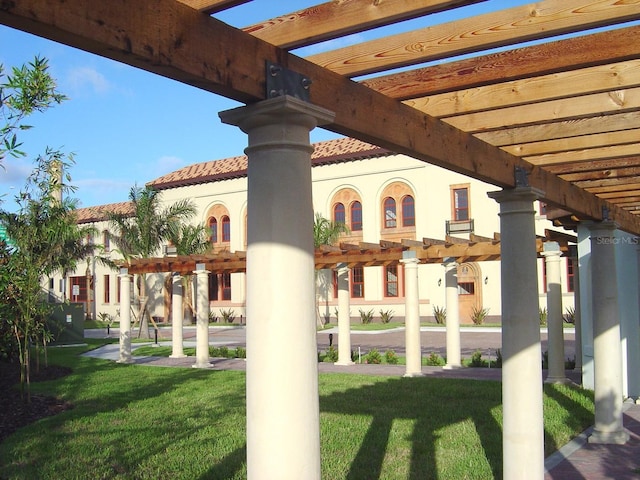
top-left (0, 343), bottom-right (594, 480)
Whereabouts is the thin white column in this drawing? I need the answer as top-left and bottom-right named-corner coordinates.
top-left (402, 253), bottom-right (422, 377)
top-left (220, 95), bottom-right (334, 480)
top-left (587, 222), bottom-right (629, 444)
top-left (542, 242), bottom-right (567, 383)
top-left (193, 267), bottom-right (212, 369)
top-left (488, 187), bottom-right (544, 479)
top-left (570, 247), bottom-right (583, 372)
top-left (335, 263), bottom-right (354, 366)
top-left (117, 269), bottom-right (133, 364)
top-left (170, 273), bottom-right (186, 359)
top-left (443, 259), bottom-right (461, 369)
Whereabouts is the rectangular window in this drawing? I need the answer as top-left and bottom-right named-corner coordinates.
top-left (351, 267), bottom-right (364, 298)
top-left (209, 273), bottom-right (232, 301)
top-left (103, 231), bottom-right (110, 252)
top-left (458, 282), bottom-right (475, 295)
top-left (103, 275), bottom-right (110, 303)
top-left (49, 277), bottom-right (54, 289)
top-left (452, 186), bottom-right (470, 221)
top-left (70, 276), bottom-right (88, 301)
top-left (567, 258), bottom-right (575, 293)
top-left (384, 265), bottom-right (398, 297)
top-left (116, 278), bottom-right (121, 304)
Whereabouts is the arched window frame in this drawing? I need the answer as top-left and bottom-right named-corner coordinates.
top-left (401, 195), bottom-right (415, 227)
top-left (350, 201), bottom-right (362, 231)
top-left (221, 215), bottom-right (231, 242)
top-left (209, 217), bottom-right (218, 243)
top-left (333, 202), bottom-right (346, 225)
top-left (383, 197), bottom-right (397, 229)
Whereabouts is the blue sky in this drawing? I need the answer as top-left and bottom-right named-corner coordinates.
top-left (0, 0), bottom-right (589, 211)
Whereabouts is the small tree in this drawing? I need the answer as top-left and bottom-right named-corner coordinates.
top-left (108, 185), bottom-right (197, 337)
top-left (0, 153), bottom-right (96, 401)
top-left (313, 213), bottom-right (349, 327)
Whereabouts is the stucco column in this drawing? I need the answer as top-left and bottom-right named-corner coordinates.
top-left (170, 273), bottom-right (186, 359)
top-left (569, 247), bottom-right (583, 372)
top-left (220, 95), bottom-right (335, 480)
top-left (488, 186), bottom-right (544, 479)
top-left (335, 263), bottom-right (354, 366)
top-left (587, 222), bottom-right (629, 444)
top-left (542, 242), bottom-right (567, 383)
top-left (443, 259), bottom-right (461, 369)
top-left (402, 253), bottom-right (422, 377)
top-left (117, 269), bottom-right (133, 364)
top-left (193, 267), bottom-right (212, 369)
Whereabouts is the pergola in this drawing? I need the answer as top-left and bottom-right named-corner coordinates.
top-left (2, 1), bottom-right (638, 478)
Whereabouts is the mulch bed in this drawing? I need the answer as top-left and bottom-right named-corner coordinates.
top-left (0, 362), bottom-right (74, 444)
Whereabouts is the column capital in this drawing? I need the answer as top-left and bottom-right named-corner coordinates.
top-left (400, 251), bottom-right (419, 266)
top-left (487, 186), bottom-right (544, 204)
top-left (219, 95), bottom-right (335, 133)
top-left (335, 262), bottom-right (349, 273)
top-left (585, 219), bottom-right (619, 235)
top-left (193, 269), bottom-right (210, 276)
top-left (541, 241), bottom-right (562, 259)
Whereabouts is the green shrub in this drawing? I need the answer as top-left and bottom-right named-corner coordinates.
top-left (379, 309), bottom-right (394, 324)
top-left (208, 310), bottom-right (219, 323)
top-left (323, 346), bottom-right (339, 363)
top-left (220, 308), bottom-right (235, 324)
top-left (539, 307), bottom-right (548, 326)
top-left (425, 352), bottom-right (444, 366)
top-left (470, 350), bottom-right (484, 367)
top-left (359, 308), bottom-right (374, 324)
top-left (365, 348), bottom-right (382, 364)
top-left (563, 306), bottom-right (576, 324)
top-left (432, 305), bottom-right (446, 325)
top-left (470, 306), bottom-right (489, 325)
top-left (235, 347), bottom-right (246, 358)
top-left (384, 349), bottom-right (399, 364)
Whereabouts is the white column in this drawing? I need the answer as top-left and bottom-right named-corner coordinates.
top-left (220, 95), bottom-right (334, 480)
top-left (542, 242), bottom-right (567, 383)
top-left (569, 247), bottom-right (583, 372)
top-left (170, 273), bottom-right (186, 359)
top-left (402, 253), bottom-right (422, 377)
top-left (443, 259), bottom-right (461, 369)
top-left (117, 269), bottom-right (133, 364)
top-left (193, 267), bottom-right (212, 369)
top-left (335, 263), bottom-right (354, 366)
top-left (488, 187), bottom-right (544, 479)
top-left (587, 222), bottom-right (629, 444)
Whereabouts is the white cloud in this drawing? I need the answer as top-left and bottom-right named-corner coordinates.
top-left (65, 66), bottom-right (112, 96)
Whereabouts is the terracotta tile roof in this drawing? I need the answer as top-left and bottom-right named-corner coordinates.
top-left (148, 137), bottom-right (388, 190)
top-left (74, 201), bottom-right (134, 224)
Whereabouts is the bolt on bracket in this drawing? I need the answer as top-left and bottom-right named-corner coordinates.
top-left (266, 61), bottom-right (311, 102)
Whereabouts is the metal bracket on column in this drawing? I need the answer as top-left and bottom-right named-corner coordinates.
top-left (266, 61), bottom-right (311, 102)
top-left (602, 205), bottom-right (610, 221)
top-left (514, 166), bottom-right (529, 187)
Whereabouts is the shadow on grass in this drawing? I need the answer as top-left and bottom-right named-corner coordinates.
top-left (320, 376), bottom-right (503, 479)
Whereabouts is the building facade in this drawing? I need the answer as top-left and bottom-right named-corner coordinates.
top-left (49, 137), bottom-right (575, 325)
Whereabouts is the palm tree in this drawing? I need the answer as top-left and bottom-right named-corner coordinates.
top-left (108, 185), bottom-right (197, 338)
top-left (165, 223), bottom-right (210, 324)
top-left (313, 213), bottom-right (349, 327)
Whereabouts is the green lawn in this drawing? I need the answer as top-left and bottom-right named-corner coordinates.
top-left (0, 343), bottom-right (594, 480)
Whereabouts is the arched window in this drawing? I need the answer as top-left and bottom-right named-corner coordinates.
top-left (333, 202), bottom-right (345, 224)
top-left (383, 197), bottom-right (396, 228)
top-left (350, 201), bottom-right (362, 231)
top-left (221, 215), bottom-right (231, 242)
top-left (402, 195), bottom-right (415, 227)
top-left (209, 217), bottom-right (218, 243)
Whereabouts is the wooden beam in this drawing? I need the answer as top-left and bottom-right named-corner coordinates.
top-left (2, 0), bottom-right (639, 234)
top-left (307, 0), bottom-right (640, 77)
top-left (177, 0), bottom-right (250, 14)
top-left (548, 156), bottom-right (640, 175)
top-left (526, 142), bottom-right (640, 167)
top-left (408, 59), bottom-right (640, 118)
top-left (243, 0), bottom-right (483, 50)
top-left (362, 24), bottom-right (640, 99)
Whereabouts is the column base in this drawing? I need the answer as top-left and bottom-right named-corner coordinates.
top-left (117, 358), bottom-right (134, 364)
top-left (403, 371), bottom-right (423, 378)
top-left (192, 361), bottom-right (213, 369)
top-left (334, 360), bottom-right (355, 366)
top-left (588, 429), bottom-right (630, 445)
top-left (443, 364), bottom-right (462, 370)
top-left (544, 375), bottom-right (570, 384)
top-left (170, 353), bottom-right (187, 359)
